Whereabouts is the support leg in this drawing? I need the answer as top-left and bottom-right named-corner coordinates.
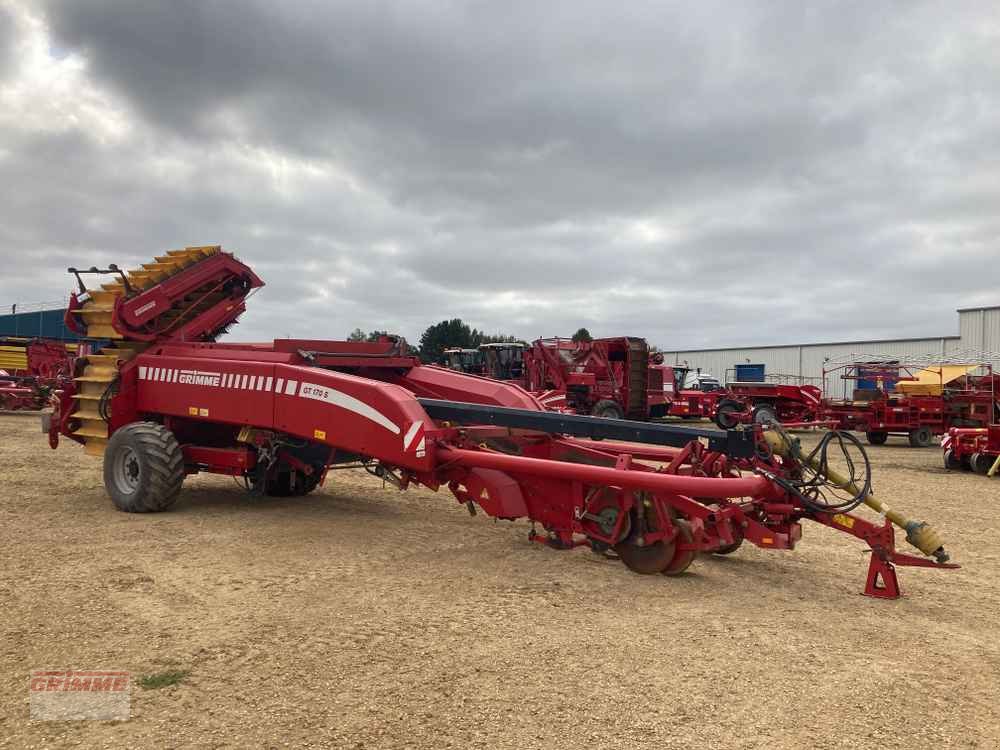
top-left (863, 554), bottom-right (900, 599)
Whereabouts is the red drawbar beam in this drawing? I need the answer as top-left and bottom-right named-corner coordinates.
top-left (434, 445), bottom-right (776, 499)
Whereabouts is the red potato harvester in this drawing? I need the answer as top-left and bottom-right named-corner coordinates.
top-left (47, 246), bottom-right (957, 598)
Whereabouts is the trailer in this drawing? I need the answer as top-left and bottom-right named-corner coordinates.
top-left (820, 358), bottom-right (999, 447)
top-left (942, 425), bottom-right (1000, 475)
top-left (44, 245), bottom-right (958, 599)
top-left (0, 338), bottom-right (77, 410)
top-left (713, 382), bottom-right (823, 429)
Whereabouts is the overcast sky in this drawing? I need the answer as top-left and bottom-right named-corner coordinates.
top-left (1, 1), bottom-right (998, 350)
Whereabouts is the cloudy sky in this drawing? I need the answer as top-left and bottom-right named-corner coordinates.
top-left (1, 1), bottom-right (998, 350)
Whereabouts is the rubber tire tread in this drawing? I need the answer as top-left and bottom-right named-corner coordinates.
top-left (103, 421), bottom-right (184, 513)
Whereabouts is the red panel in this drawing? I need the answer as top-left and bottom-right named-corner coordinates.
top-left (131, 354), bottom-right (434, 472)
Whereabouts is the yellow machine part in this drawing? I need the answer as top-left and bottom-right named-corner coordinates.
top-left (67, 246), bottom-right (221, 456)
top-left (0, 345), bottom-right (28, 372)
top-left (893, 364), bottom-right (978, 396)
top-left (764, 430), bottom-right (948, 561)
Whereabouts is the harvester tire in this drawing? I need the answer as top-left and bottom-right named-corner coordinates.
top-left (866, 431), bottom-right (888, 445)
top-left (103, 422), bottom-right (184, 513)
top-left (752, 404), bottom-right (777, 425)
top-left (943, 449), bottom-right (963, 471)
top-left (908, 427), bottom-right (933, 448)
top-left (970, 452), bottom-right (994, 475)
top-left (265, 471), bottom-right (322, 497)
top-left (714, 401), bottom-right (743, 430)
top-left (590, 400), bottom-right (624, 420)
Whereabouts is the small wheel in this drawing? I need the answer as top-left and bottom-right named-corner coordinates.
top-left (943, 449), bottom-right (963, 471)
top-left (752, 405), bottom-right (777, 425)
top-left (714, 402), bottom-right (743, 430)
top-left (265, 470), bottom-right (322, 497)
top-left (103, 422), bottom-right (184, 512)
top-left (971, 452), bottom-right (996, 475)
top-left (908, 427), bottom-right (933, 448)
top-left (866, 431), bottom-right (888, 446)
top-left (614, 504), bottom-right (676, 574)
top-left (662, 518), bottom-right (697, 576)
top-left (713, 524), bottom-right (745, 555)
top-left (590, 399), bottom-right (624, 420)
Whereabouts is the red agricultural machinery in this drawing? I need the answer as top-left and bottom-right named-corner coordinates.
top-left (0, 338), bottom-right (77, 410)
top-left (712, 381), bottom-right (824, 430)
top-left (521, 337), bottom-right (658, 419)
top-left (942, 425), bottom-right (1000, 476)
top-left (820, 359), bottom-right (999, 447)
top-left (44, 246), bottom-right (958, 598)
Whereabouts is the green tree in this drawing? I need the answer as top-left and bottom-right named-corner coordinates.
top-left (347, 328), bottom-right (366, 342)
top-left (366, 330), bottom-right (389, 342)
top-left (571, 327), bottom-right (593, 343)
top-left (418, 318), bottom-right (476, 363)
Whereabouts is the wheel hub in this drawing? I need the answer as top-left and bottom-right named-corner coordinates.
top-left (114, 446), bottom-right (141, 495)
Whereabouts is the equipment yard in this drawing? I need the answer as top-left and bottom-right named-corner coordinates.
top-left (3, 413), bottom-right (998, 749)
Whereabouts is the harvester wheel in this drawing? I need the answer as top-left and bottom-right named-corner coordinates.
top-left (265, 471), bottom-right (322, 497)
top-left (752, 404), bottom-right (777, 425)
top-left (103, 422), bottom-right (184, 513)
top-left (590, 400), bottom-right (624, 420)
top-left (866, 431), bottom-right (888, 446)
top-left (713, 524), bottom-right (745, 555)
top-left (943, 449), bottom-right (964, 471)
top-left (614, 504), bottom-right (676, 574)
top-left (714, 402), bottom-right (743, 430)
top-left (908, 427), bottom-right (933, 448)
top-left (970, 452), bottom-right (994, 475)
top-left (662, 518), bottom-right (697, 576)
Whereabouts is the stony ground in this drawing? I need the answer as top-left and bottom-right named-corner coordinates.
top-left (2, 413), bottom-right (998, 749)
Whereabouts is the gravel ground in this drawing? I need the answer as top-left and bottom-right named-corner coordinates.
top-left (2, 413), bottom-right (998, 749)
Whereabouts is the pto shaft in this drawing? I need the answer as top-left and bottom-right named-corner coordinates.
top-left (763, 430), bottom-right (949, 563)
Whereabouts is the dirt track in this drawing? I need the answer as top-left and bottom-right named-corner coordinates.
top-left (3, 413), bottom-right (999, 749)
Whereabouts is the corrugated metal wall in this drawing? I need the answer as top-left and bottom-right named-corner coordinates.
top-left (667, 339), bottom-right (955, 396)
top-left (959, 307), bottom-right (1000, 352)
top-left (663, 306), bottom-right (1000, 397)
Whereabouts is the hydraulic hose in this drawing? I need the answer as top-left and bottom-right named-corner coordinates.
top-left (764, 429), bottom-right (950, 563)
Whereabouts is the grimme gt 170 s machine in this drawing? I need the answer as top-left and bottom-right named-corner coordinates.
top-left (46, 247), bottom-right (958, 598)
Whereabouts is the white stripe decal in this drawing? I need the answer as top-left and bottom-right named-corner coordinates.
top-left (139, 366), bottom-right (148, 380)
top-left (224, 373), bottom-right (232, 388)
top-left (416, 437), bottom-right (426, 453)
top-left (256, 377), bottom-right (266, 391)
top-left (284, 380), bottom-right (298, 395)
top-left (240, 374), bottom-right (248, 389)
top-left (153, 367), bottom-right (161, 381)
top-left (403, 421), bottom-right (423, 450)
top-left (264, 376), bottom-right (273, 391)
top-left (275, 378), bottom-right (284, 393)
top-left (172, 369), bottom-right (179, 383)
top-left (248, 375), bottom-right (257, 390)
top-left (299, 382), bottom-right (400, 434)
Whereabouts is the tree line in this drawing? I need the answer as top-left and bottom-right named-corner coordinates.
top-left (347, 320), bottom-right (594, 363)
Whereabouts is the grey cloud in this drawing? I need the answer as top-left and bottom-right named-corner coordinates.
top-left (1, 0), bottom-right (997, 351)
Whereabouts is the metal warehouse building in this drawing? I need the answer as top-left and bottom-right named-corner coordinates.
top-left (662, 305), bottom-right (1000, 396)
